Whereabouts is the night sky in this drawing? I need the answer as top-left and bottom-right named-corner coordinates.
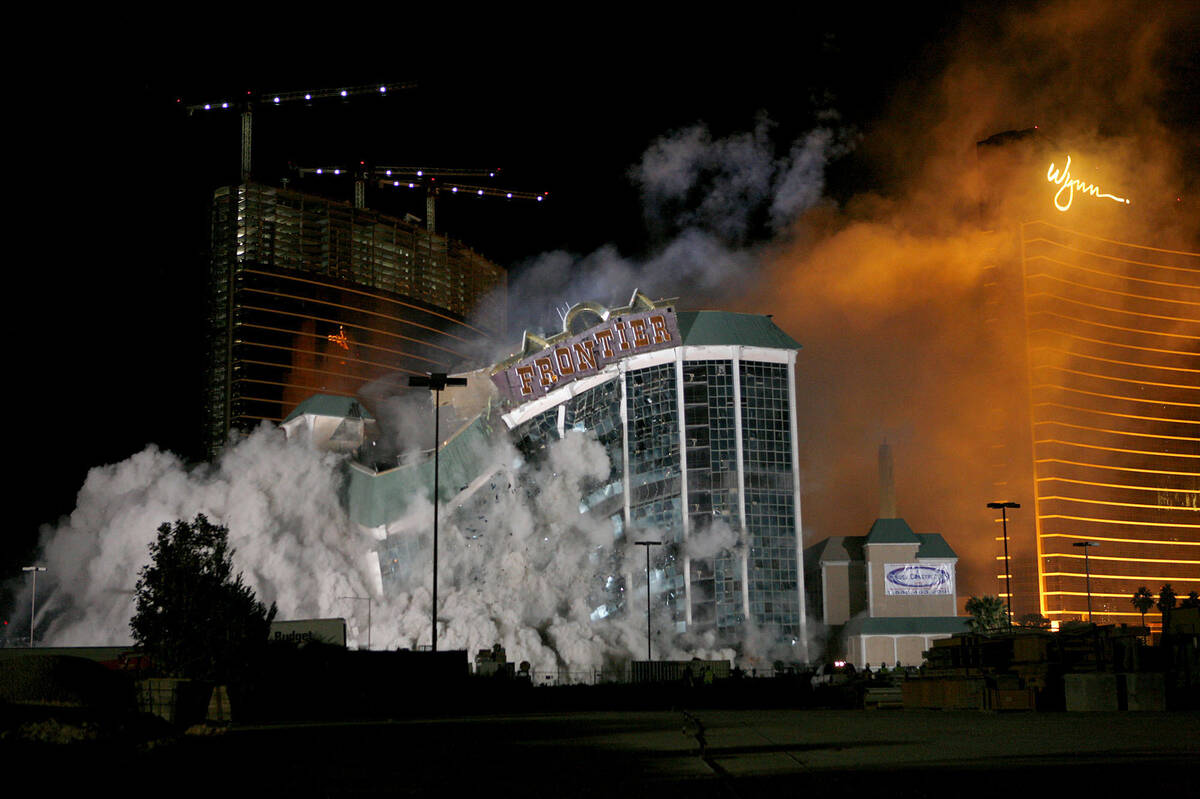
top-left (8, 5), bottom-right (1198, 623)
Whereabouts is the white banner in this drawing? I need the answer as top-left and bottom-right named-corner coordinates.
top-left (884, 563), bottom-right (954, 596)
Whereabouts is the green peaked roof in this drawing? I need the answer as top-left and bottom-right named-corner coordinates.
top-left (284, 394), bottom-right (374, 423)
top-left (865, 517), bottom-right (921, 545)
top-left (676, 311), bottom-right (801, 349)
top-left (916, 533), bottom-right (957, 559)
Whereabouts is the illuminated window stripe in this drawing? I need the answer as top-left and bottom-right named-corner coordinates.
top-left (1026, 291), bottom-right (1200, 327)
top-left (1042, 572), bottom-right (1200, 582)
top-left (1034, 402), bottom-right (1200, 427)
top-left (239, 341), bottom-right (421, 376)
top-left (1044, 591), bottom-right (1197, 599)
top-left (1025, 254), bottom-right (1200, 293)
top-left (1026, 268), bottom-right (1200, 308)
top-left (1027, 310), bottom-right (1200, 342)
top-left (1044, 610), bottom-right (1159, 618)
top-left (1032, 364), bottom-right (1200, 393)
top-left (1022, 223), bottom-right (1200, 261)
top-left (1041, 533), bottom-right (1200, 546)
top-left (1037, 494), bottom-right (1200, 512)
top-left (1037, 476), bottom-right (1200, 494)
top-left (1034, 438), bottom-right (1200, 459)
top-left (1038, 513), bottom-right (1200, 529)
top-left (243, 287), bottom-right (478, 348)
top-left (1035, 419), bottom-right (1200, 442)
top-left (1031, 384), bottom-right (1200, 408)
top-left (1031, 329), bottom-right (1198, 359)
top-left (1049, 552), bottom-right (1200, 565)
top-left (1035, 458), bottom-right (1200, 476)
top-left (240, 322), bottom-right (443, 367)
top-left (244, 267), bottom-right (494, 337)
top-left (240, 302), bottom-right (469, 359)
top-left (1031, 346), bottom-right (1200, 377)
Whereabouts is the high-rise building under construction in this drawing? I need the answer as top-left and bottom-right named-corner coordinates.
top-left (205, 181), bottom-right (506, 455)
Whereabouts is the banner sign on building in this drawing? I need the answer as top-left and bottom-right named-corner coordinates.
top-left (884, 563), bottom-right (954, 596)
top-left (492, 309), bottom-right (680, 402)
top-left (269, 618), bottom-right (348, 647)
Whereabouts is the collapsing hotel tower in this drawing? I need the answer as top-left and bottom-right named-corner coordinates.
top-left (291, 291), bottom-right (810, 657)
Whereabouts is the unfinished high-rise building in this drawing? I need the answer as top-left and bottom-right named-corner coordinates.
top-left (205, 182), bottom-right (506, 456)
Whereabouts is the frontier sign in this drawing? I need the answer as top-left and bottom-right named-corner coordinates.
top-left (493, 309), bottom-right (680, 403)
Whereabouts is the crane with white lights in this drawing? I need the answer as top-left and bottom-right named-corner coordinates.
top-left (179, 82), bottom-right (417, 182)
top-left (293, 163), bottom-right (549, 233)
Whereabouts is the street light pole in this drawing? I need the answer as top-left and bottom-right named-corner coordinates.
top-left (22, 566), bottom-right (46, 648)
top-left (1072, 541), bottom-right (1099, 621)
top-left (409, 372), bottom-right (467, 654)
top-left (987, 502), bottom-right (1020, 629)
top-left (634, 541), bottom-right (661, 661)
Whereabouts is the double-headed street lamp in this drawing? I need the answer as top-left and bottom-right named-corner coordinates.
top-left (987, 501), bottom-right (1020, 628)
top-left (409, 372), bottom-right (467, 654)
top-left (22, 566), bottom-right (46, 648)
top-left (1072, 541), bottom-right (1099, 621)
top-left (634, 541), bottom-right (662, 661)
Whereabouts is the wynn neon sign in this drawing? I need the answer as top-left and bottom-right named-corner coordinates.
top-left (1046, 155), bottom-right (1130, 212)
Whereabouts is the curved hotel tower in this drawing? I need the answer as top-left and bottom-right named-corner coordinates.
top-left (206, 182), bottom-right (505, 455)
top-left (1021, 220), bottom-right (1200, 625)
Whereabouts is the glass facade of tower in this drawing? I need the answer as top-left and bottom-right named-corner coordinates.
top-left (505, 331), bottom-right (805, 648)
top-left (1022, 220), bottom-right (1200, 626)
top-left (206, 183), bottom-right (505, 455)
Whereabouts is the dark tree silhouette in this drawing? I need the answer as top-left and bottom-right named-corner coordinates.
top-left (965, 595), bottom-right (1009, 632)
top-left (130, 514), bottom-right (276, 682)
top-left (1156, 584), bottom-right (1178, 633)
top-left (1180, 591), bottom-right (1200, 610)
top-left (1131, 586), bottom-right (1155, 630)
top-left (1017, 612), bottom-right (1050, 629)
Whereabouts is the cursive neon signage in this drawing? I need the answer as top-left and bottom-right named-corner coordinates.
top-left (1046, 155), bottom-right (1130, 212)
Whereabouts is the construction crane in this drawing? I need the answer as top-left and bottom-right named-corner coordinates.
top-left (293, 163), bottom-right (550, 233)
top-left (179, 81), bottom-right (418, 182)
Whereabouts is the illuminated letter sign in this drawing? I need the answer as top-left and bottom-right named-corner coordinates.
top-left (884, 563), bottom-right (954, 596)
top-left (493, 310), bottom-right (680, 402)
top-left (1045, 155), bottom-right (1130, 212)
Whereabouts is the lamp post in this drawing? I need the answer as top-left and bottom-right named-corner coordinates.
top-left (634, 541), bottom-right (661, 661)
top-left (1072, 541), bottom-right (1099, 621)
top-left (409, 372), bottom-right (467, 654)
top-left (21, 566), bottom-right (46, 648)
top-left (987, 502), bottom-right (1020, 629)
top-left (339, 595), bottom-right (372, 650)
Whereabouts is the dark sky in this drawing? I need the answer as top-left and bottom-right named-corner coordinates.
top-left (9, 6), bottom-right (1197, 619)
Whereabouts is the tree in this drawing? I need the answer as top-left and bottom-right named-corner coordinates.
top-left (965, 595), bottom-right (1009, 632)
top-left (131, 515), bottom-right (276, 682)
top-left (1181, 591), bottom-right (1200, 610)
top-left (1017, 612), bottom-right (1050, 629)
top-left (1156, 584), bottom-right (1177, 633)
top-left (1131, 586), bottom-right (1155, 629)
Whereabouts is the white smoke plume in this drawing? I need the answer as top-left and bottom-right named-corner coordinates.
top-left (27, 422), bottom-right (738, 670)
top-left (498, 116), bottom-right (848, 341)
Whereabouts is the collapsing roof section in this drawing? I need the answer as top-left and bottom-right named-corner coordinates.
top-left (347, 411), bottom-right (499, 530)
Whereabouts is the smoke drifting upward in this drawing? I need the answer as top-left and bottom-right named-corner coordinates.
top-left (499, 117), bottom-right (850, 342)
top-left (747, 1), bottom-right (1199, 599)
